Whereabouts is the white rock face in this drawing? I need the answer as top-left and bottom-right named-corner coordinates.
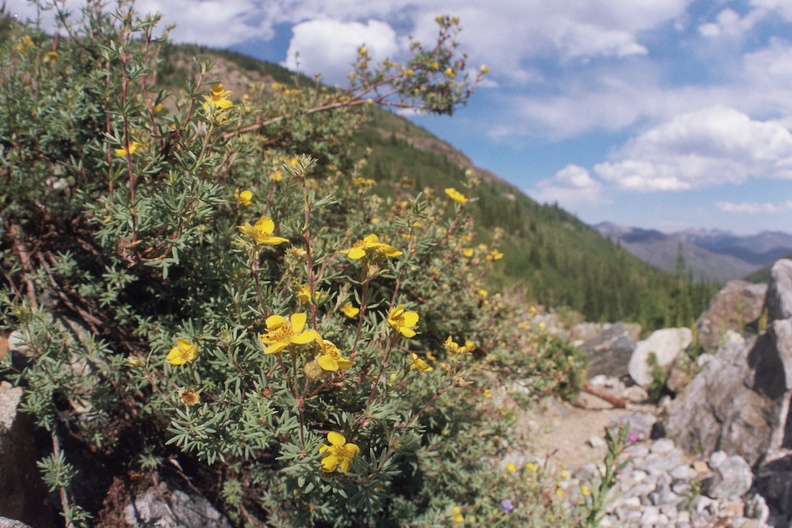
top-left (628, 328), bottom-right (692, 387)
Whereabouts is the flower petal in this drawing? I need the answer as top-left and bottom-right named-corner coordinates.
top-left (403, 312), bottom-right (419, 327)
top-left (321, 455), bottom-right (338, 472)
top-left (336, 357), bottom-right (355, 370)
top-left (254, 216), bottom-right (275, 234)
top-left (317, 354), bottom-right (338, 371)
top-left (265, 315), bottom-right (286, 331)
top-left (262, 236), bottom-right (289, 246)
top-left (290, 313), bottom-right (307, 333)
top-left (327, 431), bottom-right (346, 446)
top-left (400, 327), bottom-right (416, 338)
top-left (264, 341), bottom-right (289, 354)
top-left (347, 247), bottom-right (365, 259)
top-left (292, 329), bottom-right (320, 344)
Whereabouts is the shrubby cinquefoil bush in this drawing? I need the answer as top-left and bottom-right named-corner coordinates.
top-left (0, 1), bottom-right (588, 526)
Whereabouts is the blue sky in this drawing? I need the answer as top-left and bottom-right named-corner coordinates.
top-left (13, 0), bottom-right (792, 235)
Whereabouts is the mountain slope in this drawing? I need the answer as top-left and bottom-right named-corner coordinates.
top-left (596, 223), bottom-right (792, 282)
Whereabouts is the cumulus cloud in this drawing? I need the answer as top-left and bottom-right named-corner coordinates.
top-left (529, 164), bottom-right (605, 208)
top-left (716, 201), bottom-right (792, 214)
top-left (699, 8), bottom-right (763, 38)
top-left (282, 19), bottom-right (398, 83)
top-left (594, 107), bottom-right (792, 192)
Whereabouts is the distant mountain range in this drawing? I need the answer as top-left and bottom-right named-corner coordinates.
top-left (594, 223), bottom-right (792, 282)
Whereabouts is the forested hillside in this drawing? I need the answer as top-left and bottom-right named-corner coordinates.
top-left (351, 112), bottom-right (719, 328)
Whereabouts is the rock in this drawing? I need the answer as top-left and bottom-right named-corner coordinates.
top-left (744, 493), bottom-right (771, 524)
top-left (710, 450), bottom-right (728, 470)
top-left (629, 328), bottom-right (692, 387)
top-left (707, 455), bottom-right (753, 500)
top-left (124, 481), bottom-right (232, 528)
top-left (650, 438), bottom-right (675, 455)
top-left (587, 435), bottom-right (606, 449)
top-left (666, 352), bottom-right (696, 393)
top-left (697, 280), bottom-right (768, 355)
top-left (754, 454), bottom-right (792, 526)
top-left (0, 518), bottom-right (32, 528)
top-left (666, 332), bottom-right (778, 467)
top-left (622, 385), bottom-right (649, 403)
top-left (609, 413), bottom-right (656, 442)
top-left (764, 259), bottom-right (792, 323)
top-left (580, 323), bottom-right (637, 380)
top-left (0, 382), bottom-right (56, 527)
top-left (6, 332), bottom-right (28, 355)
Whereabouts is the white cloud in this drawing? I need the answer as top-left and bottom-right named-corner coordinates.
top-left (282, 19), bottom-right (398, 83)
top-left (716, 201), bottom-right (792, 214)
top-left (699, 8), bottom-right (764, 38)
top-left (595, 107), bottom-right (792, 192)
top-left (529, 164), bottom-right (605, 207)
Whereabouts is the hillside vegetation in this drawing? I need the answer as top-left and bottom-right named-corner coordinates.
top-left (152, 43), bottom-right (719, 331)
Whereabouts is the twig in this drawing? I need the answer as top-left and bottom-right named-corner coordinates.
top-left (581, 383), bottom-right (626, 408)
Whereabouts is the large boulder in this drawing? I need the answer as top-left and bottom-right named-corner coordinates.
top-left (666, 332), bottom-right (778, 467)
top-left (628, 328), bottom-right (692, 387)
top-left (764, 259), bottom-right (792, 322)
top-left (580, 322), bottom-right (637, 380)
top-left (696, 280), bottom-right (768, 355)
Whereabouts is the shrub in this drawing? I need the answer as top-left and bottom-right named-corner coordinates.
top-left (0, 2), bottom-right (585, 526)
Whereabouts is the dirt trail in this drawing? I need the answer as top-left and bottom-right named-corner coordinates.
top-left (515, 393), bottom-right (658, 470)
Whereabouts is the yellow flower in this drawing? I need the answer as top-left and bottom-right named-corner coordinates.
top-left (410, 353), bottom-right (433, 372)
top-left (238, 216), bottom-right (289, 246)
top-left (179, 388), bottom-right (200, 406)
top-left (203, 82), bottom-right (233, 112)
top-left (319, 431), bottom-right (360, 473)
top-left (296, 283), bottom-right (326, 305)
top-left (166, 338), bottom-right (198, 366)
top-left (352, 177), bottom-right (376, 186)
top-left (487, 249), bottom-right (504, 261)
top-left (316, 339), bottom-right (354, 372)
top-left (483, 389), bottom-right (492, 398)
top-left (114, 141), bottom-right (143, 157)
top-left (234, 189), bottom-right (253, 206)
top-left (270, 169), bottom-right (284, 182)
top-left (341, 304), bottom-right (360, 318)
top-left (444, 67), bottom-right (457, 78)
top-left (580, 485), bottom-right (590, 496)
top-left (444, 336), bottom-right (475, 355)
top-left (462, 248), bottom-right (474, 258)
top-left (387, 305), bottom-right (419, 338)
top-left (15, 35), bottom-right (34, 51)
top-left (506, 463), bottom-right (517, 473)
top-left (477, 289), bottom-right (488, 298)
top-left (451, 506), bottom-right (464, 523)
top-left (444, 187), bottom-right (468, 204)
top-left (340, 234), bottom-right (402, 261)
top-left (259, 313), bottom-right (319, 354)
top-left (404, 68), bottom-right (415, 77)
top-left (480, 64), bottom-right (490, 74)
top-left (43, 51), bottom-right (60, 63)
top-left (526, 462), bottom-right (539, 473)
